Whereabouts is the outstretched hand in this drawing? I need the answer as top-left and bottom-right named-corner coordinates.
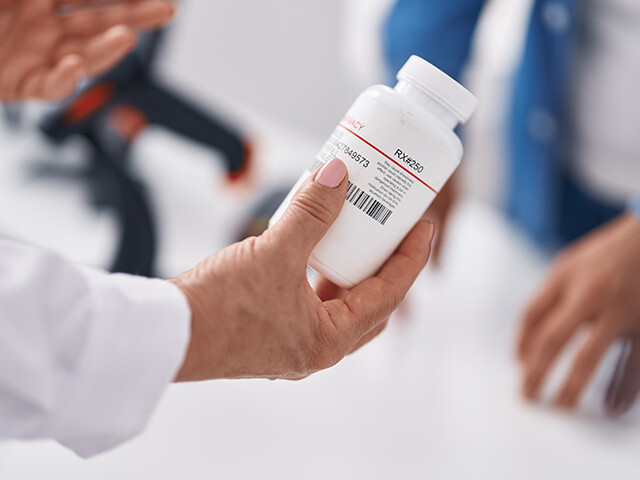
top-left (518, 214), bottom-right (640, 415)
top-left (0, 0), bottom-right (176, 102)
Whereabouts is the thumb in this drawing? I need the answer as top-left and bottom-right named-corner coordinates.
top-left (271, 158), bottom-right (348, 262)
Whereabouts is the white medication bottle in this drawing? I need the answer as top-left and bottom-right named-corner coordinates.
top-left (270, 55), bottom-right (478, 288)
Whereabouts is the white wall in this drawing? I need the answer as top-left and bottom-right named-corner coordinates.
top-left (156, 1), bottom-right (364, 139)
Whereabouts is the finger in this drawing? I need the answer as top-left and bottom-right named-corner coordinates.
top-left (18, 54), bottom-right (83, 101)
top-left (60, 0), bottom-right (176, 36)
top-left (521, 297), bottom-right (589, 400)
top-left (605, 338), bottom-right (640, 417)
top-left (267, 158), bottom-right (348, 264)
top-left (0, 52), bottom-right (42, 101)
top-left (315, 277), bottom-right (348, 303)
top-left (41, 54), bottom-right (84, 101)
top-left (369, 219), bottom-right (434, 301)
top-left (518, 271), bottom-right (565, 361)
top-left (348, 319), bottom-right (389, 355)
top-left (0, 2), bottom-right (61, 96)
top-left (53, 24), bottom-right (136, 75)
top-left (52, 36), bottom-right (84, 62)
top-left (17, 65), bottom-right (46, 99)
top-left (555, 320), bottom-right (615, 410)
top-left (335, 219), bottom-right (435, 339)
top-left (80, 25), bottom-right (137, 76)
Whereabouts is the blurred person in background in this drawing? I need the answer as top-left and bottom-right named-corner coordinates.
top-left (384, 0), bottom-right (640, 416)
top-left (0, 0), bottom-right (435, 457)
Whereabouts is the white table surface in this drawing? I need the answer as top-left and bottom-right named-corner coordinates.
top-left (2, 115), bottom-right (640, 479)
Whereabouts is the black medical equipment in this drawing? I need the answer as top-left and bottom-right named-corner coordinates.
top-left (37, 29), bottom-right (254, 277)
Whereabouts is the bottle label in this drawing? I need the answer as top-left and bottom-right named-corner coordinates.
top-left (311, 114), bottom-right (443, 227)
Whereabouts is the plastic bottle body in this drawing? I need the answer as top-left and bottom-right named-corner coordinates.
top-left (270, 84), bottom-right (465, 288)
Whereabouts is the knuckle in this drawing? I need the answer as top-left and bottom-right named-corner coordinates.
top-left (305, 305), bottom-right (347, 372)
top-left (379, 278), bottom-right (405, 312)
top-left (241, 235), bottom-right (261, 262)
top-left (580, 277), bottom-right (608, 301)
top-left (290, 189), bottom-right (336, 226)
top-left (354, 278), bottom-right (397, 321)
top-left (236, 236), bottom-right (273, 275)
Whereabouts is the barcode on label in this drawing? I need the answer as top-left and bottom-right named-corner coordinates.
top-left (346, 182), bottom-right (392, 225)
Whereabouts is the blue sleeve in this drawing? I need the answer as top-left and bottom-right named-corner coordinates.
top-left (383, 0), bottom-right (487, 81)
top-left (631, 196), bottom-right (640, 222)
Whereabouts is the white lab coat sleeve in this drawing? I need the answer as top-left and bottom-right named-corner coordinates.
top-left (0, 239), bottom-right (191, 457)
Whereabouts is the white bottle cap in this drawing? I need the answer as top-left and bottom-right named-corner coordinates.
top-left (397, 55), bottom-right (478, 124)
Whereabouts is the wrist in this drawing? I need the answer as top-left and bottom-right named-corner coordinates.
top-left (169, 274), bottom-right (226, 382)
top-left (168, 277), bottom-right (195, 382)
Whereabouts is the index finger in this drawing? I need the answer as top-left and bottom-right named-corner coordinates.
top-left (518, 272), bottom-right (564, 361)
top-left (338, 219), bottom-right (435, 338)
top-left (59, 0), bottom-right (176, 36)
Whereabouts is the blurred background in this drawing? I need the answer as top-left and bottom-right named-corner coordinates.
top-left (2, 0), bottom-right (640, 478)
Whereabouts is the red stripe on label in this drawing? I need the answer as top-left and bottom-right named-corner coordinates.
top-left (338, 123), bottom-right (439, 195)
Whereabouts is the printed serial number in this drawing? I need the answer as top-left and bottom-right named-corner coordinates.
top-left (394, 149), bottom-right (424, 174)
top-left (331, 138), bottom-right (370, 168)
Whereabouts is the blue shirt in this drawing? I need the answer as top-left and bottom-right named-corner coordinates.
top-left (384, 0), bottom-right (638, 248)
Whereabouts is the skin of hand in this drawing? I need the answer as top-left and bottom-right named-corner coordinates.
top-left (171, 158), bottom-right (435, 381)
top-left (424, 172), bottom-right (458, 268)
top-left (518, 214), bottom-right (640, 416)
top-left (0, 0), bottom-right (176, 102)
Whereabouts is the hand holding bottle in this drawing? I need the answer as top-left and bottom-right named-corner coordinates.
top-left (172, 159), bottom-right (435, 381)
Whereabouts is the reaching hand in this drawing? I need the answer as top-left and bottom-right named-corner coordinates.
top-left (0, 0), bottom-right (176, 102)
top-left (171, 159), bottom-right (435, 381)
top-left (518, 214), bottom-right (640, 415)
